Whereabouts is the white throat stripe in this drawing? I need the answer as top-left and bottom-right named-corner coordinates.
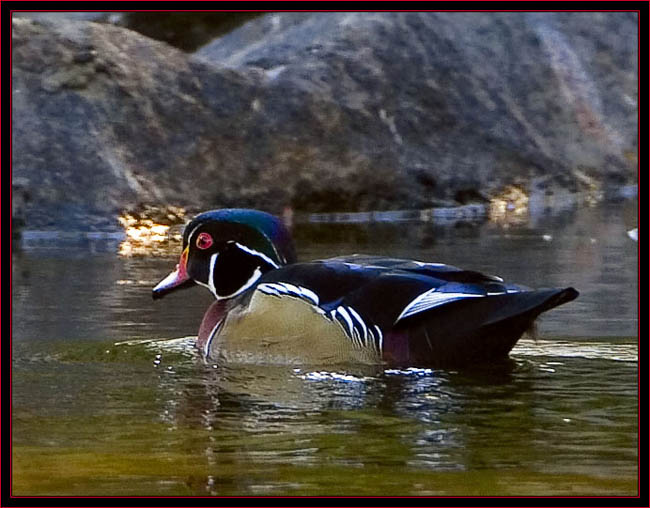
top-left (217, 267), bottom-right (263, 300)
top-left (208, 253), bottom-right (218, 297)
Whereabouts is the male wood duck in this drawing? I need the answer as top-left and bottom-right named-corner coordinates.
top-left (152, 209), bottom-right (578, 367)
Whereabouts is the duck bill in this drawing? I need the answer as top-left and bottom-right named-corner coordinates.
top-left (152, 247), bottom-right (194, 299)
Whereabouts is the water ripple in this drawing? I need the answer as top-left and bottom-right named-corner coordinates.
top-left (512, 338), bottom-right (637, 362)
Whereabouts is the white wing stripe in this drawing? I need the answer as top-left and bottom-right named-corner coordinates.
top-left (367, 327), bottom-right (375, 350)
top-left (374, 325), bottom-right (383, 352)
top-left (258, 285), bottom-right (282, 297)
top-left (298, 287), bottom-right (320, 305)
top-left (346, 306), bottom-right (368, 344)
top-left (257, 282), bottom-right (319, 306)
top-left (262, 282), bottom-right (288, 293)
top-left (336, 306), bottom-right (356, 343)
top-left (352, 327), bottom-right (362, 348)
top-left (397, 289), bottom-right (484, 322)
top-left (279, 282), bottom-right (302, 294)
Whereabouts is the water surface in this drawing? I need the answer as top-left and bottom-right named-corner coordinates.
top-left (12, 202), bottom-right (638, 496)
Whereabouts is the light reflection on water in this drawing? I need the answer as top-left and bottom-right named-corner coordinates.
top-left (11, 202), bottom-right (638, 496)
top-left (512, 337), bottom-right (638, 362)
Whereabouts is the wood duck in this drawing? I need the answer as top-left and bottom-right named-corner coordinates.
top-left (152, 209), bottom-right (578, 367)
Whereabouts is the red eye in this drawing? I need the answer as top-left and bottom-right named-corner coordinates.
top-left (196, 232), bottom-right (213, 250)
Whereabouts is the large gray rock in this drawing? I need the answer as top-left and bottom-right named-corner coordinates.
top-left (12, 12), bottom-right (637, 230)
top-left (13, 17), bottom-right (263, 230)
top-left (11, 12), bottom-right (262, 51)
top-left (197, 12), bottom-right (637, 195)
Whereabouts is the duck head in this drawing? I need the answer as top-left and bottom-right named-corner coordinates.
top-left (152, 209), bottom-right (296, 300)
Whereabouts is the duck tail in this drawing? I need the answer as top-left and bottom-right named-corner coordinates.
top-left (388, 287), bottom-right (579, 367)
